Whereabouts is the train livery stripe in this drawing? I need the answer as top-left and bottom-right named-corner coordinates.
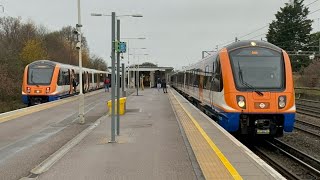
top-left (170, 90), bottom-right (242, 179)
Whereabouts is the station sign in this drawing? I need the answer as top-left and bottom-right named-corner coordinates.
top-left (115, 41), bottom-right (127, 53)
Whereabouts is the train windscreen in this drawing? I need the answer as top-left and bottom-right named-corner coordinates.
top-left (229, 47), bottom-right (284, 91)
top-left (28, 66), bottom-right (54, 85)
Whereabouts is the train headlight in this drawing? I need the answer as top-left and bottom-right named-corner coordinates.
top-left (237, 95), bottom-right (246, 109)
top-left (278, 96), bottom-right (286, 109)
top-left (27, 87), bottom-right (31, 93)
top-left (46, 87), bottom-right (50, 93)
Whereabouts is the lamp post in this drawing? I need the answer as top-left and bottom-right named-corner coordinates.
top-left (121, 38), bottom-right (146, 89)
top-left (76, 0), bottom-right (84, 124)
top-left (91, 12), bottom-right (143, 140)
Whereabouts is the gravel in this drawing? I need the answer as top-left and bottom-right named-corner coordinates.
top-left (258, 145), bottom-right (318, 179)
top-left (278, 130), bottom-right (320, 160)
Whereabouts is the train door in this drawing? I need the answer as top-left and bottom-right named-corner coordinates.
top-left (199, 70), bottom-right (204, 102)
top-left (96, 73), bottom-right (99, 88)
top-left (69, 69), bottom-right (73, 94)
top-left (86, 72), bottom-right (89, 92)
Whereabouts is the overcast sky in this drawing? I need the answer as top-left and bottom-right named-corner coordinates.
top-left (1, 0), bottom-right (319, 69)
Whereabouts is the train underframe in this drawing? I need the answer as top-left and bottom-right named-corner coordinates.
top-left (239, 114), bottom-right (284, 137)
top-left (27, 96), bottom-right (50, 106)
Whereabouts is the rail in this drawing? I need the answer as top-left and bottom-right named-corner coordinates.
top-left (252, 146), bottom-right (299, 180)
top-left (253, 139), bottom-right (320, 179)
top-left (295, 119), bottom-right (320, 138)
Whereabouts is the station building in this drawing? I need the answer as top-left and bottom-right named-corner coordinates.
top-left (127, 63), bottom-right (174, 88)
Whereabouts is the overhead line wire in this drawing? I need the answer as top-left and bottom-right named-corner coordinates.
top-left (305, 0), bottom-right (319, 7)
top-left (216, 4), bottom-right (319, 48)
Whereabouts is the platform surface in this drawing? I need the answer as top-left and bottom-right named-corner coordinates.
top-left (0, 90), bottom-right (110, 180)
top-left (36, 88), bottom-right (283, 180)
top-left (38, 89), bottom-right (197, 180)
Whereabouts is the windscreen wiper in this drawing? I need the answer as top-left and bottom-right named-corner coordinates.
top-left (237, 61), bottom-right (263, 96)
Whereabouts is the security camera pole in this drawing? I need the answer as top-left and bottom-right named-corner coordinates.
top-left (77, 0), bottom-right (85, 124)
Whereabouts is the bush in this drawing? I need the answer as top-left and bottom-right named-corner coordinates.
top-left (299, 58), bottom-right (320, 87)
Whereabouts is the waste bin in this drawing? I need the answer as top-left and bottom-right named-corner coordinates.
top-left (107, 97), bottom-right (127, 115)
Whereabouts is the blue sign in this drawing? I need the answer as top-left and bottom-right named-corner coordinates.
top-left (119, 42), bottom-right (126, 53)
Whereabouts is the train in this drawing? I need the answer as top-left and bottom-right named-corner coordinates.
top-left (171, 40), bottom-right (295, 137)
top-left (22, 60), bottom-right (108, 105)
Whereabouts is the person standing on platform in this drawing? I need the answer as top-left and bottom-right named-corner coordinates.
top-left (157, 77), bottom-right (161, 92)
top-left (162, 79), bottom-right (167, 93)
top-left (72, 78), bottom-right (78, 94)
top-left (140, 74), bottom-right (144, 90)
top-left (104, 77), bottom-right (110, 92)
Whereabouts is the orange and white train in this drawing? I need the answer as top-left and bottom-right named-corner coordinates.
top-left (22, 60), bottom-right (108, 105)
top-left (171, 40), bottom-right (295, 137)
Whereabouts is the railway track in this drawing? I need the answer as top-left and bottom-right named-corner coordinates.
top-left (253, 146), bottom-right (300, 180)
top-left (296, 105), bottom-right (320, 118)
top-left (253, 139), bottom-right (320, 179)
top-left (295, 119), bottom-right (320, 138)
top-left (296, 99), bottom-right (320, 118)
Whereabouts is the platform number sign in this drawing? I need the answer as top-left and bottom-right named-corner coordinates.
top-left (115, 41), bottom-right (127, 53)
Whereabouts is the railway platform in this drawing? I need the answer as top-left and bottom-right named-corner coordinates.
top-left (25, 88), bottom-right (284, 180)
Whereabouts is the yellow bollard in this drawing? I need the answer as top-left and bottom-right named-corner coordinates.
top-left (107, 97), bottom-right (127, 115)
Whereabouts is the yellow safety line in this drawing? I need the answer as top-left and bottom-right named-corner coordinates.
top-left (170, 90), bottom-right (242, 180)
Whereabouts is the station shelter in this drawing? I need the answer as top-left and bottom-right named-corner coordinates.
top-left (127, 64), bottom-right (173, 88)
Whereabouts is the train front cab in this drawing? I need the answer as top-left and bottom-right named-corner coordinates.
top-left (218, 42), bottom-right (295, 137)
top-left (22, 61), bottom-right (61, 105)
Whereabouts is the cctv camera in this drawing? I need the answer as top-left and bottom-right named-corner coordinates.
top-left (76, 42), bottom-right (81, 50)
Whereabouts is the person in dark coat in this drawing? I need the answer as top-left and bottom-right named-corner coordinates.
top-left (72, 78), bottom-right (78, 94)
top-left (162, 79), bottom-right (167, 93)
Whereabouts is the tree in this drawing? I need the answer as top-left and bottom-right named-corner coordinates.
top-left (309, 32), bottom-right (320, 53)
top-left (90, 55), bottom-right (107, 71)
top-left (20, 39), bottom-right (48, 65)
top-left (266, 0), bottom-right (313, 71)
top-left (300, 58), bottom-right (320, 87)
top-left (267, 0), bottom-right (313, 50)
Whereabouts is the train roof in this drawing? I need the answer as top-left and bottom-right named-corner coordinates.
top-left (178, 40), bottom-right (283, 72)
top-left (225, 40), bottom-right (282, 52)
top-left (28, 60), bottom-right (108, 73)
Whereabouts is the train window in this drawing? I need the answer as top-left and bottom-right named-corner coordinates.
top-left (194, 69), bottom-right (200, 87)
top-left (63, 69), bottom-right (70, 85)
top-left (212, 56), bottom-right (223, 92)
top-left (57, 70), bottom-right (64, 86)
top-left (89, 73), bottom-right (92, 83)
top-left (76, 73), bottom-right (79, 82)
top-left (229, 47), bottom-right (284, 90)
top-left (28, 66), bottom-right (54, 85)
top-left (94, 73), bottom-right (97, 83)
top-left (100, 74), bottom-right (104, 82)
top-left (203, 65), bottom-right (209, 89)
top-left (187, 72), bottom-right (191, 86)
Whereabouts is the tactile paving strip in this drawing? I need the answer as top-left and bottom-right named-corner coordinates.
top-left (169, 90), bottom-right (242, 180)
